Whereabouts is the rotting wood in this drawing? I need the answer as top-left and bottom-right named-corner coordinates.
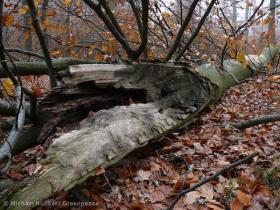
top-left (1, 63), bottom-right (212, 210)
top-left (0, 46), bottom-right (278, 210)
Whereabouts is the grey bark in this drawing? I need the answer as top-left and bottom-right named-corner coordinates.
top-left (232, 0), bottom-right (237, 29)
top-left (269, 0), bottom-right (276, 43)
top-left (0, 58), bottom-right (97, 78)
top-left (41, 0), bottom-right (49, 47)
top-left (1, 63), bottom-right (211, 210)
top-left (22, 0), bottom-right (33, 53)
top-left (245, 0), bottom-right (249, 38)
top-left (0, 1), bottom-right (26, 174)
top-left (0, 86), bottom-right (25, 173)
top-left (26, 0), bottom-right (57, 88)
top-left (252, 0), bottom-right (256, 36)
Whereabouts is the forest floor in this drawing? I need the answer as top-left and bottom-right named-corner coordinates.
top-left (4, 74), bottom-right (280, 210)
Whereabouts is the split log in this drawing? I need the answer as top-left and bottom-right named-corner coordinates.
top-left (0, 46), bottom-right (278, 210)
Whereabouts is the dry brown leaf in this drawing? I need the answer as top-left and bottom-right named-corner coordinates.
top-left (197, 183), bottom-right (214, 201)
top-left (130, 202), bottom-right (146, 210)
top-left (173, 177), bottom-right (190, 192)
top-left (231, 198), bottom-right (244, 210)
top-left (135, 169), bottom-right (151, 182)
top-left (207, 200), bottom-right (225, 210)
top-left (182, 191), bottom-right (202, 205)
top-left (25, 164), bottom-right (36, 176)
top-left (95, 166), bottom-right (105, 176)
top-left (236, 190), bottom-right (251, 206)
top-left (150, 161), bottom-right (161, 172)
top-left (7, 169), bottom-right (22, 181)
top-left (150, 190), bottom-right (165, 203)
top-left (239, 174), bottom-right (260, 193)
top-left (186, 177), bottom-right (199, 185)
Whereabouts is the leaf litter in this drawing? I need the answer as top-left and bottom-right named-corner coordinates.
top-left (4, 74), bottom-right (280, 210)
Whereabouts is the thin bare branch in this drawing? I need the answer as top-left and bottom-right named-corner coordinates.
top-left (165, 0), bottom-right (200, 61)
top-left (175, 0), bottom-right (217, 61)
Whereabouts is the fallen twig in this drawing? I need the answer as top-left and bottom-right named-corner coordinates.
top-left (166, 151), bottom-right (259, 210)
top-left (230, 114), bottom-right (280, 129)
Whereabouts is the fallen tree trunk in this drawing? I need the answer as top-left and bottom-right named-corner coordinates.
top-left (0, 58), bottom-right (97, 78)
top-left (0, 46), bottom-right (279, 210)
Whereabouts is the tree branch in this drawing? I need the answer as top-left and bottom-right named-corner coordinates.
top-left (82, 0), bottom-right (149, 60)
top-left (230, 114), bottom-right (280, 129)
top-left (133, 0), bottom-right (149, 59)
top-left (26, 0), bottom-right (57, 88)
top-left (82, 0), bottom-right (133, 57)
top-left (128, 0), bottom-right (144, 37)
top-left (0, 1), bottom-right (26, 173)
top-left (99, 0), bottom-right (127, 39)
top-left (167, 151), bottom-right (259, 210)
top-left (175, 0), bottom-right (217, 61)
top-left (236, 0), bottom-right (265, 34)
top-left (220, 0), bottom-right (265, 67)
top-left (165, 0), bottom-right (200, 61)
top-left (6, 48), bottom-right (44, 59)
top-left (0, 86), bottom-right (25, 173)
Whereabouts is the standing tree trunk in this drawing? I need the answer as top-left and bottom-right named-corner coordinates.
top-left (245, 0), bottom-right (249, 38)
top-left (65, 7), bottom-right (71, 56)
top-left (232, 0), bottom-right (237, 29)
top-left (22, 0), bottom-right (32, 54)
top-left (269, 0), bottom-right (276, 44)
top-left (41, 0), bottom-right (49, 47)
top-left (198, 1), bottom-right (202, 17)
top-left (252, 0), bottom-right (257, 37)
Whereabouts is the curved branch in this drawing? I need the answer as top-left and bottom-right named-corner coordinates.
top-left (220, 0), bottom-right (265, 67)
top-left (0, 1), bottom-right (26, 173)
top-left (0, 85), bottom-right (25, 173)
